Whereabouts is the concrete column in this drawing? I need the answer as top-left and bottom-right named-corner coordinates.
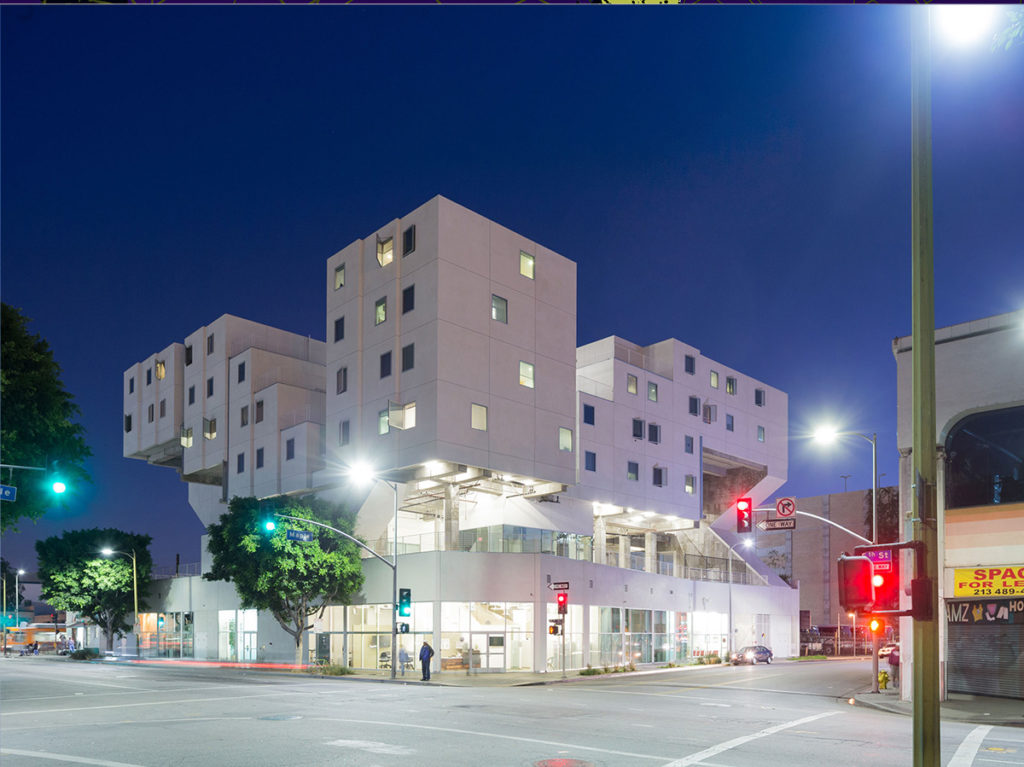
top-left (440, 484), bottom-right (460, 551)
top-left (618, 535), bottom-right (630, 569)
top-left (645, 532), bottom-right (657, 574)
top-left (594, 516), bottom-right (607, 565)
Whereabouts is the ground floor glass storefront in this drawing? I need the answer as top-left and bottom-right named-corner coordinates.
top-left (138, 612), bottom-right (193, 659)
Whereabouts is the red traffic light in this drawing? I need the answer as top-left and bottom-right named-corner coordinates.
top-left (869, 617), bottom-right (883, 633)
top-left (837, 554), bottom-right (875, 611)
top-left (736, 498), bottom-right (753, 533)
top-left (556, 591), bottom-right (568, 614)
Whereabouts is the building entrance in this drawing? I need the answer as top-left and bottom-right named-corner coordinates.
top-left (470, 632), bottom-right (505, 671)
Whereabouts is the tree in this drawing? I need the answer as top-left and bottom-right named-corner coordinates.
top-left (205, 495), bottom-right (365, 665)
top-left (994, 9), bottom-right (1024, 51)
top-left (865, 485), bottom-right (900, 544)
top-left (1, 558), bottom-right (22, 613)
top-left (36, 529), bottom-right (152, 651)
top-left (1, 303), bottom-right (91, 532)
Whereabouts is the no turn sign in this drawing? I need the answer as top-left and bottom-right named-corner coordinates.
top-left (776, 497), bottom-right (796, 518)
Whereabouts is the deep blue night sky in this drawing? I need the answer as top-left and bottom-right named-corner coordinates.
top-left (3, 7), bottom-right (1022, 572)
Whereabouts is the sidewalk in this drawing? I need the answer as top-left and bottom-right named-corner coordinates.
top-left (853, 685), bottom-right (1024, 728)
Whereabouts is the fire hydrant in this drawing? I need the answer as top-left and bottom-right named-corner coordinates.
top-left (878, 670), bottom-right (889, 690)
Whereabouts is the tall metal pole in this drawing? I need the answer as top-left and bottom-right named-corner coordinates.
top-left (728, 555), bottom-right (733, 658)
top-left (391, 481), bottom-right (398, 681)
top-left (911, 8), bottom-right (940, 766)
top-left (131, 550), bottom-right (139, 659)
top-left (870, 433), bottom-right (880, 691)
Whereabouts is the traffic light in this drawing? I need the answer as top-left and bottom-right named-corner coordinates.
top-left (263, 519), bottom-right (276, 533)
top-left (837, 554), bottom-right (874, 611)
top-left (869, 617), bottom-right (883, 634)
top-left (556, 591), bottom-right (568, 615)
top-left (45, 461), bottom-right (67, 495)
top-left (871, 562), bottom-right (900, 611)
top-left (398, 588), bottom-right (411, 617)
top-left (549, 624), bottom-right (559, 635)
top-left (736, 498), bottom-right (753, 533)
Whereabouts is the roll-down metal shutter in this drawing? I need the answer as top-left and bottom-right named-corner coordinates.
top-left (947, 621), bottom-right (1024, 699)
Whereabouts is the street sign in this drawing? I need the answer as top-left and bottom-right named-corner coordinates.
top-left (757, 518), bottom-right (796, 531)
top-left (865, 548), bottom-right (892, 573)
top-left (0, 485), bottom-right (17, 502)
top-left (286, 529), bottom-right (313, 542)
top-left (549, 581), bottom-right (569, 590)
top-left (776, 497), bottom-right (796, 518)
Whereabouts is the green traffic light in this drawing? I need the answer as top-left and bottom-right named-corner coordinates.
top-left (51, 481), bottom-right (67, 494)
top-left (264, 520), bottom-right (276, 532)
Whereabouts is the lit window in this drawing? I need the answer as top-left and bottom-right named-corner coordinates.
top-left (255, 400), bottom-right (264, 423)
top-left (188, 385), bottom-right (195, 406)
top-left (559, 427), bottom-right (573, 452)
top-left (146, 368), bottom-right (152, 386)
top-left (585, 451), bottom-right (596, 472)
top-left (241, 405), bottom-right (249, 428)
top-left (207, 334), bottom-right (214, 355)
top-left (726, 376), bottom-right (737, 395)
top-left (334, 316), bottom-right (345, 342)
top-left (689, 396), bottom-right (700, 416)
top-left (147, 404), bottom-right (154, 423)
top-left (685, 355), bottom-right (696, 375)
top-left (380, 351), bottom-right (392, 379)
top-left (179, 425), bottom-right (192, 448)
top-left (648, 382), bottom-right (658, 402)
top-left (129, 377), bottom-right (134, 394)
top-left (256, 447), bottom-right (264, 469)
top-left (653, 466), bottom-right (667, 487)
top-left (184, 346), bottom-right (193, 366)
top-left (377, 236), bottom-right (394, 267)
top-left (375, 297), bottom-right (387, 326)
top-left (402, 225), bottom-right (416, 256)
top-left (758, 425), bottom-right (766, 442)
top-left (340, 420), bottom-right (350, 446)
top-left (159, 399), bottom-right (166, 418)
top-left (286, 438), bottom-right (295, 460)
top-left (626, 374), bottom-right (637, 395)
top-left (378, 410), bottom-right (390, 435)
top-left (471, 403), bottom-right (488, 431)
top-left (627, 461), bottom-right (639, 481)
top-left (519, 361), bottom-right (535, 388)
top-left (337, 367), bottom-right (348, 395)
top-left (389, 401), bottom-right (417, 430)
top-left (632, 418), bottom-right (645, 439)
top-left (207, 377), bottom-right (214, 398)
top-left (685, 435), bottom-right (694, 454)
top-left (155, 360), bottom-right (166, 380)
top-left (726, 414), bottom-right (734, 432)
top-left (491, 294), bottom-right (508, 324)
top-left (237, 453), bottom-right (245, 474)
top-left (685, 474), bottom-right (696, 494)
top-left (403, 285), bottom-right (415, 314)
top-left (710, 371), bottom-right (719, 389)
top-left (583, 404), bottom-right (595, 425)
top-left (203, 418), bottom-right (217, 440)
top-left (238, 362), bottom-right (246, 384)
top-left (648, 423), bottom-right (661, 444)
top-left (334, 263), bottom-right (345, 290)
top-left (520, 250), bottom-right (535, 279)
top-left (124, 414), bottom-right (132, 433)
top-left (755, 388), bottom-right (766, 407)
top-left (402, 344), bottom-right (414, 372)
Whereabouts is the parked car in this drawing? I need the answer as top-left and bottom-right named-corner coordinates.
top-left (878, 642), bottom-right (898, 659)
top-left (730, 645), bottom-right (773, 664)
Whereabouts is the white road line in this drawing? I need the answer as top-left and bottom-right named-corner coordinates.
top-left (327, 739), bottom-right (416, 755)
top-left (0, 748), bottom-right (144, 766)
top-left (660, 710), bottom-right (844, 767)
top-left (948, 725), bottom-right (994, 767)
top-left (1, 690), bottom-right (306, 716)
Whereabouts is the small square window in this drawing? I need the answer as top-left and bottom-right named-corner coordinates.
top-left (520, 250), bottom-right (535, 279)
top-left (685, 435), bottom-right (694, 454)
top-left (184, 346), bottom-right (193, 366)
top-left (627, 461), bottom-right (639, 481)
top-left (491, 294), bottom-right (508, 324)
top-left (129, 377), bottom-right (134, 394)
top-left (241, 405), bottom-right (249, 428)
top-left (238, 362), bottom-right (246, 384)
top-left (179, 425), bottom-right (192, 448)
top-left (237, 453), bottom-right (245, 474)
top-left (726, 376), bottom-right (737, 395)
top-left (286, 438), bottom-right (295, 460)
top-left (188, 385), bottom-right (195, 406)
top-left (710, 371), bottom-right (719, 389)
top-left (256, 447), bottom-right (264, 469)
top-left (255, 400), bottom-right (264, 423)
top-left (377, 236), bottom-right (394, 267)
top-left (147, 404), bottom-right (154, 423)
top-left (559, 427), bottom-right (573, 452)
top-left (155, 360), bottom-right (166, 380)
top-left (380, 351), bottom-right (392, 379)
top-left (519, 361), bottom-right (535, 388)
top-left (375, 297), bottom-right (387, 326)
top-left (685, 474), bottom-right (696, 494)
top-left (378, 409), bottom-right (390, 435)
top-left (648, 423), bottom-right (661, 444)
top-left (626, 374), bottom-right (638, 395)
top-left (207, 377), bottom-right (214, 398)
top-left (402, 225), bottom-right (416, 256)
top-left (758, 425), bottom-right (766, 442)
top-left (583, 404), bottom-right (595, 425)
top-left (340, 420), bottom-right (350, 446)
top-left (632, 418), bottom-right (645, 439)
top-left (726, 414), bottom-right (734, 432)
top-left (648, 382), bottom-right (658, 402)
top-left (685, 355), bottom-right (696, 375)
top-left (334, 263), bottom-right (345, 290)
top-left (402, 344), bottom-right (414, 372)
top-left (471, 403), bottom-right (488, 431)
top-left (334, 316), bottom-right (345, 342)
top-left (159, 399), bottom-right (166, 418)
top-left (204, 417), bottom-right (217, 440)
top-left (146, 368), bottom-right (152, 386)
top-left (207, 334), bottom-right (214, 355)
top-left (585, 451), bottom-right (596, 472)
top-left (124, 414), bottom-right (132, 433)
top-left (653, 466), bottom-right (667, 487)
top-left (337, 367), bottom-right (348, 395)
top-left (755, 388), bottom-right (766, 407)
top-left (689, 396), bottom-right (700, 416)
top-left (403, 285), bottom-right (415, 314)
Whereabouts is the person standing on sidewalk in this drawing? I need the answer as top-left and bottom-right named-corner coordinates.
top-left (419, 640), bottom-right (434, 681)
top-left (888, 645), bottom-right (900, 687)
top-left (398, 646), bottom-right (410, 676)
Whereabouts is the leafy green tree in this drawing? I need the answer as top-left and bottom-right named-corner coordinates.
top-left (36, 529), bottom-right (152, 651)
top-left (865, 485), bottom-right (900, 544)
top-left (205, 495), bottom-right (365, 665)
top-left (1, 303), bottom-right (91, 532)
top-left (1, 558), bottom-right (22, 614)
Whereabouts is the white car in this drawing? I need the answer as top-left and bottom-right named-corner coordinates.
top-left (878, 642), bottom-right (898, 658)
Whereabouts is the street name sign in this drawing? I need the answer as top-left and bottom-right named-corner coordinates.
top-left (286, 529), bottom-right (314, 542)
top-left (776, 497), bottom-right (796, 517)
top-left (758, 518), bottom-right (796, 531)
top-left (549, 581), bottom-right (569, 590)
top-left (0, 485), bottom-right (17, 502)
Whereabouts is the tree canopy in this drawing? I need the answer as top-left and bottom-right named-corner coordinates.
top-left (2, 558), bottom-right (23, 613)
top-left (36, 528), bottom-right (152, 651)
top-left (865, 485), bottom-right (900, 544)
top-left (1, 303), bottom-right (91, 532)
top-left (205, 495), bottom-right (365, 664)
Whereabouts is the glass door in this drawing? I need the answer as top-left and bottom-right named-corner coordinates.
top-left (470, 633), bottom-right (505, 671)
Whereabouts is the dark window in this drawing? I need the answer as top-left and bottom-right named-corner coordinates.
top-left (238, 362), bottom-right (246, 384)
top-left (147, 368), bottom-right (152, 386)
top-left (946, 405), bottom-right (1024, 509)
top-left (685, 435), bottom-right (694, 454)
top-left (340, 420), bottom-right (350, 446)
top-left (402, 344), bottom-right (414, 372)
top-left (755, 388), bottom-right (766, 407)
top-left (583, 404), bottom-right (595, 425)
top-left (241, 406), bottom-right (249, 427)
top-left (653, 466), bottom-right (667, 487)
top-left (147, 404), bottom-right (154, 423)
top-left (334, 316), bottom-right (345, 342)
top-left (380, 351), bottom-right (392, 379)
top-left (237, 453), bottom-right (245, 474)
top-left (129, 377), bottom-right (135, 394)
top-left (627, 461), bottom-right (639, 481)
top-left (188, 385), bottom-right (195, 406)
top-left (648, 423), bottom-right (661, 444)
top-left (256, 448), bottom-right (264, 469)
top-left (207, 334), bottom-right (214, 355)
top-left (585, 451), bottom-right (597, 472)
top-left (184, 345), bottom-right (193, 366)
top-left (286, 438), bottom-right (295, 461)
top-left (726, 414), bottom-right (735, 431)
top-left (255, 400), bottom-right (264, 423)
top-left (337, 367), bottom-right (348, 395)
top-left (684, 355), bottom-right (696, 375)
top-left (124, 414), bottom-right (132, 433)
top-left (689, 396), bottom-right (700, 416)
top-left (159, 399), bottom-right (166, 418)
top-left (632, 418), bottom-right (645, 439)
top-left (403, 285), bottom-right (415, 314)
top-left (207, 377), bottom-right (214, 398)
top-left (403, 224), bottom-right (416, 255)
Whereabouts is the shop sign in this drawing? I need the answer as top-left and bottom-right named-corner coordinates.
top-left (953, 565), bottom-right (1024, 597)
top-left (946, 598), bottom-right (1024, 625)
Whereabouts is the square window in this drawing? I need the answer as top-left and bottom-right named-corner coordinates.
top-left (334, 316), bottom-right (345, 342)
top-left (726, 414), bottom-right (735, 432)
top-left (648, 381), bottom-right (658, 402)
top-left (710, 371), bottom-right (719, 389)
top-left (403, 225), bottom-right (416, 256)
top-left (559, 427), bottom-right (573, 452)
top-left (375, 297), bottom-right (387, 326)
top-left (626, 374), bottom-right (637, 395)
top-left (378, 409), bottom-right (390, 435)
top-left (402, 344), bottom-right (414, 372)
top-left (471, 403), bottom-right (488, 431)
top-left (159, 399), bottom-right (166, 418)
top-left (380, 351), bottom-right (392, 379)
top-left (491, 294), bottom-right (508, 324)
top-left (179, 425), bottom-right (193, 448)
top-left (648, 423), bottom-right (661, 444)
top-left (685, 435), bottom-right (694, 454)
top-left (286, 438), bottom-right (295, 460)
top-left (204, 417), bottom-right (217, 440)
top-left (241, 405), bottom-right (249, 427)
top-left (653, 466), bottom-right (667, 487)
top-left (188, 385), bottom-right (195, 406)
top-left (726, 376), bottom-right (737, 395)
top-left (184, 345), bottom-right (193, 366)
top-left (758, 425), bottom-right (766, 442)
top-left (256, 447), bottom-right (264, 469)
top-left (124, 414), bottom-right (132, 433)
top-left (255, 400), bottom-right (264, 423)
top-left (689, 396), bottom-right (700, 416)
top-left (377, 236), bottom-right (394, 267)
top-left (147, 404), bottom-right (154, 423)
top-left (627, 461), bottom-right (639, 481)
top-left (755, 388), bottom-right (766, 407)
top-left (685, 474), bottom-right (696, 494)
top-left (207, 377), bottom-right (214, 398)
top-left (632, 418), bottom-right (645, 439)
top-left (334, 263), bottom-right (345, 290)
top-left (336, 367), bottom-right (348, 395)
top-left (403, 285), bottom-right (415, 314)
top-left (685, 355), bottom-right (696, 375)
top-left (155, 360), bottom-right (166, 380)
top-left (238, 361), bottom-right (246, 384)
top-left (146, 368), bottom-right (152, 386)
top-left (520, 250), bottom-right (535, 279)
top-left (129, 377), bottom-right (134, 394)
top-left (519, 361), bottom-right (535, 388)
top-left (585, 451), bottom-right (597, 472)
top-left (340, 420), bottom-right (350, 446)
top-left (207, 334), bottom-right (214, 355)
top-left (583, 404), bottom-right (595, 425)
top-left (237, 453), bottom-right (245, 474)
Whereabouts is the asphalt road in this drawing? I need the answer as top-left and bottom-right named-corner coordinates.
top-left (1, 658), bottom-right (1021, 767)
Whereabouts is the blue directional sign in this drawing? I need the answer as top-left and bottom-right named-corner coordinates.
top-left (286, 529), bottom-right (313, 542)
top-left (0, 485), bottom-right (17, 502)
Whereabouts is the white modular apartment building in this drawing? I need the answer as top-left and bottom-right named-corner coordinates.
top-left (123, 196), bottom-right (797, 672)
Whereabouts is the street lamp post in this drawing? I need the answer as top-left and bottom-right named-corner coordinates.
top-left (100, 548), bottom-right (138, 658)
top-left (3, 568), bottom-right (26, 655)
top-left (726, 539), bottom-right (753, 660)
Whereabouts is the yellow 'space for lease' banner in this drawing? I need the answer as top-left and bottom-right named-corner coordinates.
top-left (953, 566), bottom-right (1024, 597)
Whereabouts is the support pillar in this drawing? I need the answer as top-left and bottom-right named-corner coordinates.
top-left (618, 535), bottom-right (630, 569)
top-left (645, 532), bottom-right (657, 574)
top-left (594, 516), bottom-right (607, 565)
